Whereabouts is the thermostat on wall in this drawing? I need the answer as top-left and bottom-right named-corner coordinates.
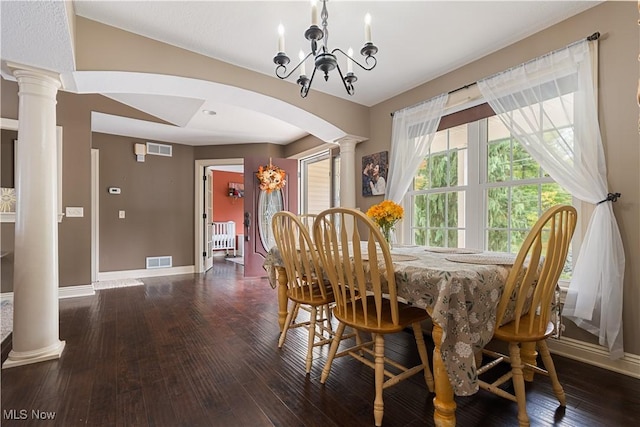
top-left (108, 187), bottom-right (121, 194)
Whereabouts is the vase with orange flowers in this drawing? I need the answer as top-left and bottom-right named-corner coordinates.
top-left (366, 200), bottom-right (404, 249)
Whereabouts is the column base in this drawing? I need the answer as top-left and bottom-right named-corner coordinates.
top-left (2, 340), bottom-right (65, 369)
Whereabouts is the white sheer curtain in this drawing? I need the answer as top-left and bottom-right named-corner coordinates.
top-left (477, 39), bottom-right (625, 358)
top-left (385, 93), bottom-right (448, 203)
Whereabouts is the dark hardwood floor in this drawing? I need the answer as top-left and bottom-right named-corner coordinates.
top-left (1, 259), bottom-right (638, 426)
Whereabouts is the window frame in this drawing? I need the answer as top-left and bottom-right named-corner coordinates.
top-left (401, 109), bottom-right (580, 289)
top-left (298, 147), bottom-right (340, 215)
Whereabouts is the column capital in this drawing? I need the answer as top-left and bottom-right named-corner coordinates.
top-left (334, 134), bottom-right (367, 150)
top-left (7, 62), bottom-right (62, 90)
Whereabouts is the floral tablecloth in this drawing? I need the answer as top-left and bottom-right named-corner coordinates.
top-left (263, 245), bottom-right (559, 397)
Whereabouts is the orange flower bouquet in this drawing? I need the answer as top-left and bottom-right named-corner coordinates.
top-left (256, 162), bottom-right (286, 193)
top-left (366, 200), bottom-right (404, 246)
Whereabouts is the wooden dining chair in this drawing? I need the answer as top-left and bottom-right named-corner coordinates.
top-left (313, 207), bottom-right (434, 427)
top-left (297, 213), bottom-right (317, 232)
top-left (271, 211), bottom-right (335, 374)
top-left (477, 204), bottom-right (577, 427)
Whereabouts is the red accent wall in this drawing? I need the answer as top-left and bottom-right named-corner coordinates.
top-left (212, 170), bottom-right (244, 236)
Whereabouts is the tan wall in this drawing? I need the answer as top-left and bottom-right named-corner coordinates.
top-left (74, 17), bottom-right (370, 143)
top-left (92, 133), bottom-right (195, 271)
top-left (0, 78), bottom-right (192, 288)
top-left (283, 134), bottom-right (332, 159)
top-left (358, 1), bottom-right (639, 355)
top-left (194, 143), bottom-right (283, 161)
top-left (1, 129), bottom-right (17, 187)
top-left (2, 1), bottom-right (637, 357)
top-left (0, 77), bottom-right (311, 287)
top-left (1, 131), bottom-right (16, 292)
top-left (0, 224), bottom-right (14, 293)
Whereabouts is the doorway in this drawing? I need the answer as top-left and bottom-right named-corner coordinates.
top-left (194, 158), bottom-right (243, 274)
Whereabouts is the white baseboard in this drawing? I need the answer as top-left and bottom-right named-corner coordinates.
top-left (59, 284), bottom-right (95, 299)
top-left (1, 266), bottom-right (195, 302)
top-left (548, 336), bottom-right (640, 379)
top-left (1, 284), bottom-right (95, 302)
top-left (96, 265), bottom-right (195, 281)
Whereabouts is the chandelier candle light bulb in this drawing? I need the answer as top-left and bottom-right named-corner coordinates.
top-left (278, 24), bottom-right (285, 53)
top-left (364, 13), bottom-right (372, 43)
top-left (299, 51), bottom-right (306, 76)
top-left (311, 0), bottom-right (318, 26)
top-left (347, 48), bottom-right (353, 73)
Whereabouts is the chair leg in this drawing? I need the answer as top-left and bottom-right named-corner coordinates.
top-left (318, 304), bottom-right (333, 338)
top-left (521, 341), bottom-right (538, 382)
top-left (353, 329), bottom-right (367, 356)
top-left (305, 306), bottom-right (318, 373)
top-left (508, 342), bottom-right (530, 427)
top-left (412, 323), bottom-right (435, 392)
top-left (373, 333), bottom-right (385, 427)
top-left (538, 340), bottom-right (566, 406)
top-left (320, 322), bottom-right (346, 384)
top-left (290, 303), bottom-right (301, 324)
top-left (278, 302), bottom-right (298, 348)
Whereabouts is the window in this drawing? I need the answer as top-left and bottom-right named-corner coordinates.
top-left (406, 109), bottom-right (574, 277)
top-left (299, 148), bottom-right (340, 214)
top-left (412, 125), bottom-right (468, 248)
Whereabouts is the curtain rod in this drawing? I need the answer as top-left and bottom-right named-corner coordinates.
top-left (390, 32), bottom-right (600, 117)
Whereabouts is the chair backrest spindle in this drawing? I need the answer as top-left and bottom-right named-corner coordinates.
top-left (495, 205), bottom-right (577, 336)
top-left (314, 208), bottom-right (400, 328)
top-left (272, 211), bottom-right (328, 301)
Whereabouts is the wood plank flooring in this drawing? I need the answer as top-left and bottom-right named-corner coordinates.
top-left (2, 259), bottom-right (639, 426)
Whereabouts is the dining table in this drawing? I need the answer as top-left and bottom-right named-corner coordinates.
top-left (263, 244), bottom-right (555, 427)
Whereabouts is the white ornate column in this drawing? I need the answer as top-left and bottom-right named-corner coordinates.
top-left (335, 136), bottom-right (360, 209)
top-left (3, 65), bottom-right (65, 369)
top-left (335, 136), bottom-right (364, 236)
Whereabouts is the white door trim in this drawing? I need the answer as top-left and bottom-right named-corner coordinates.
top-left (91, 148), bottom-right (99, 283)
top-left (194, 158), bottom-right (243, 273)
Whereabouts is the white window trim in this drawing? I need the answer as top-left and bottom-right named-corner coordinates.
top-left (401, 115), bottom-right (582, 293)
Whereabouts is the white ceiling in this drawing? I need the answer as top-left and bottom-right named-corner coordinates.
top-left (1, 0), bottom-right (602, 146)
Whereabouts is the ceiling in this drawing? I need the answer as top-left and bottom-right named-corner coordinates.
top-left (1, 1), bottom-right (602, 146)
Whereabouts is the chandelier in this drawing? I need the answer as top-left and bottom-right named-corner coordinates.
top-left (273, 0), bottom-right (378, 98)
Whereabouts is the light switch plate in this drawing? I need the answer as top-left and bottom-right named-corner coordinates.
top-left (119, 210), bottom-right (126, 219)
top-left (66, 207), bottom-right (84, 217)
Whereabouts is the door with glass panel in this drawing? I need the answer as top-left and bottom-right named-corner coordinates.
top-left (243, 156), bottom-right (298, 277)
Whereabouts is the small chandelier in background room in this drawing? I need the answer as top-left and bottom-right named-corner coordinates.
top-left (273, 0), bottom-right (378, 98)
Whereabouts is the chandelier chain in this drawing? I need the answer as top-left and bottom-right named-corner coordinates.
top-left (321, 0), bottom-right (329, 51)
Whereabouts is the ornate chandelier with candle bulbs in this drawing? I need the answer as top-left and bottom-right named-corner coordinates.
top-left (273, 0), bottom-right (378, 98)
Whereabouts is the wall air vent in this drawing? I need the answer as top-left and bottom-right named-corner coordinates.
top-left (146, 256), bottom-right (172, 269)
top-left (146, 142), bottom-right (172, 157)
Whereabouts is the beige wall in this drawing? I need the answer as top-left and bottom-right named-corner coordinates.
top-left (74, 17), bottom-right (371, 143)
top-left (1, 1), bottom-right (637, 357)
top-left (92, 133), bottom-right (195, 271)
top-left (194, 143), bottom-right (283, 161)
top-left (358, 1), bottom-right (639, 355)
top-left (1, 77), bottom-right (302, 285)
top-left (1, 129), bottom-right (17, 293)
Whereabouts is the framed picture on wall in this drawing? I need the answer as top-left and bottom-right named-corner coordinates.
top-left (362, 151), bottom-right (388, 197)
